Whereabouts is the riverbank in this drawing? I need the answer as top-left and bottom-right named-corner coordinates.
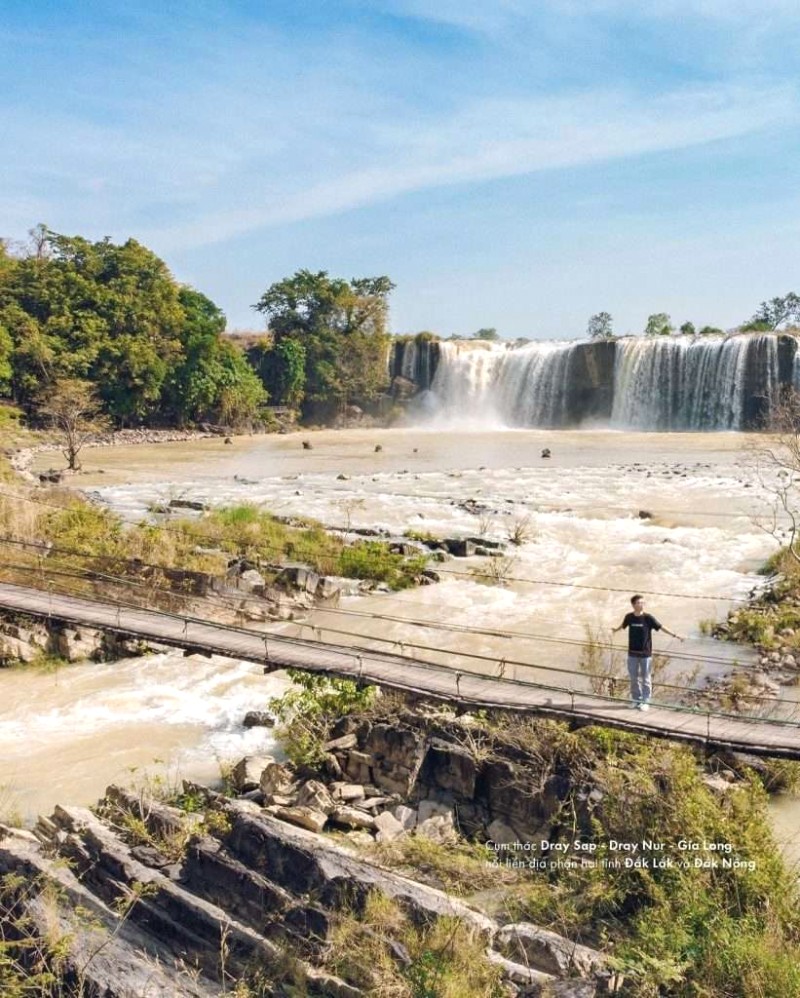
top-left (9, 426), bottom-right (265, 483)
top-left (699, 551), bottom-right (800, 718)
top-left (3, 691), bottom-right (799, 996)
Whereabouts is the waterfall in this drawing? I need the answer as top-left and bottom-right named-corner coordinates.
top-left (425, 339), bottom-right (612, 427)
top-left (611, 335), bottom-right (777, 430)
top-left (398, 340), bottom-right (419, 381)
top-left (389, 338), bottom-right (439, 391)
top-left (424, 341), bottom-right (508, 424)
top-left (417, 334), bottom-right (788, 430)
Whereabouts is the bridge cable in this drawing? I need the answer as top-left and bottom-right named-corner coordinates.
top-left (0, 534), bottom-right (772, 669)
top-left (1, 559), bottom-right (797, 710)
top-left (1, 568), bottom-right (798, 730)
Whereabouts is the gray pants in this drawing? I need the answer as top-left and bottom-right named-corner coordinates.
top-left (627, 655), bottom-right (652, 703)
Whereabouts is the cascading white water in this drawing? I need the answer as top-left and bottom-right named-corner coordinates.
top-left (499, 341), bottom-right (578, 426)
top-left (398, 340), bottom-right (419, 381)
top-left (424, 341), bottom-right (508, 425)
top-left (425, 340), bottom-right (585, 426)
top-left (391, 338), bottom-right (438, 391)
top-left (611, 335), bottom-right (776, 430)
top-left (422, 334), bottom-right (785, 430)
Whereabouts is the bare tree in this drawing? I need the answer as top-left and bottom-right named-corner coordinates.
top-left (749, 388), bottom-right (800, 566)
top-left (587, 311), bottom-right (614, 340)
top-left (38, 378), bottom-right (110, 471)
top-left (27, 223), bottom-right (52, 261)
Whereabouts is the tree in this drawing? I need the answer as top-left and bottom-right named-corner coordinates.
top-left (0, 228), bottom-right (185, 422)
top-left (749, 389), bottom-right (800, 567)
top-left (37, 378), bottom-right (110, 470)
top-left (0, 323), bottom-right (12, 394)
top-left (587, 312), bottom-right (614, 340)
top-left (0, 228), bottom-right (252, 428)
top-left (644, 313), bottom-right (674, 337)
top-left (679, 321), bottom-right (696, 336)
top-left (253, 270), bottom-right (394, 411)
top-left (698, 325), bottom-right (724, 336)
top-left (472, 328), bottom-right (499, 341)
top-left (747, 293), bottom-right (800, 331)
top-left (161, 287), bottom-right (266, 426)
top-left (272, 338), bottom-right (306, 407)
top-left (213, 344), bottom-right (269, 427)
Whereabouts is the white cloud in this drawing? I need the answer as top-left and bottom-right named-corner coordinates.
top-left (140, 82), bottom-right (795, 250)
top-left (3, 2), bottom-right (797, 260)
top-left (372, 0), bottom-right (527, 34)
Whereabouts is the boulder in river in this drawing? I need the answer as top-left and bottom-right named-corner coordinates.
top-left (242, 711), bottom-right (275, 729)
top-left (168, 499), bottom-right (207, 511)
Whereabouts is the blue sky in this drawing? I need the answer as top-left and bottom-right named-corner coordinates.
top-left (2, 1), bottom-right (799, 338)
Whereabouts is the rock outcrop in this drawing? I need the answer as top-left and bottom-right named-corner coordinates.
top-left (0, 773), bottom-right (613, 997)
top-left (0, 610), bottom-right (160, 666)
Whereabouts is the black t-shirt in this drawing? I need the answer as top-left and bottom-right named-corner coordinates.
top-left (622, 612), bottom-right (662, 657)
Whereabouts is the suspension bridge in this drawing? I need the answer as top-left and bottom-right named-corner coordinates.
top-left (1, 579), bottom-right (799, 760)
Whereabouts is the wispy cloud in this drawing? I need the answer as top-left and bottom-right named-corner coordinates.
top-left (2, 0), bottom-right (799, 334)
top-left (140, 82), bottom-right (795, 250)
top-left (382, 0), bottom-right (800, 29)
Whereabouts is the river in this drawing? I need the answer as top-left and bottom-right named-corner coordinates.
top-left (2, 427), bottom-right (796, 868)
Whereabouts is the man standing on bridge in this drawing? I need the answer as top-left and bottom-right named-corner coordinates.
top-left (611, 595), bottom-right (684, 711)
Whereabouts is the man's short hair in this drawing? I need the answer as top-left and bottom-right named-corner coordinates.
top-left (630, 594), bottom-right (643, 606)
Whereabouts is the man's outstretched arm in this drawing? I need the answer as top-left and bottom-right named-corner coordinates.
top-left (661, 625), bottom-right (684, 641)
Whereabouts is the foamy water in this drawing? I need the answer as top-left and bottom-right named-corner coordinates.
top-left (0, 651), bottom-right (291, 822)
top-left (91, 434), bottom-right (768, 688)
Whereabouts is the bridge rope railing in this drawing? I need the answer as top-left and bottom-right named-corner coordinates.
top-left (4, 572), bottom-right (799, 741)
top-left (2, 565), bottom-right (800, 734)
top-left (0, 533), bottom-right (766, 670)
top-left (0, 541), bottom-right (788, 714)
top-left (0, 548), bottom-right (783, 712)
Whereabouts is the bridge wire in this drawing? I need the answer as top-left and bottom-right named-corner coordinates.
top-left (1, 565), bottom-right (798, 731)
top-left (0, 533), bottom-right (771, 669)
top-left (0, 488), bottom-right (760, 604)
top-left (1, 557), bottom-right (797, 709)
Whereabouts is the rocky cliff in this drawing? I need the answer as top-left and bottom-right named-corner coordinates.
top-left (0, 705), bottom-right (617, 997)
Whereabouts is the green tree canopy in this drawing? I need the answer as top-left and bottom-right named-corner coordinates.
top-left (472, 327), bottom-right (499, 341)
top-left (0, 323), bottom-right (12, 393)
top-left (679, 321), bottom-right (696, 336)
top-left (0, 226), bottom-right (265, 428)
top-left (253, 269), bottom-right (395, 410)
top-left (0, 228), bottom-right (183, 421)
top-left (644, 313), bottom-right (674, 337)
top-left (163, 288), bottom-right (267, 426)
top-left (746, 293), bottom-right (800, 331)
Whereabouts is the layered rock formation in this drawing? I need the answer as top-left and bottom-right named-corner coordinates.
top-left (0, 707), bottom-right (619, 996)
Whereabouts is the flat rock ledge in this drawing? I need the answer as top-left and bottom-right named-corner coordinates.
top-left (0, 782), bottom-right (614, 997)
